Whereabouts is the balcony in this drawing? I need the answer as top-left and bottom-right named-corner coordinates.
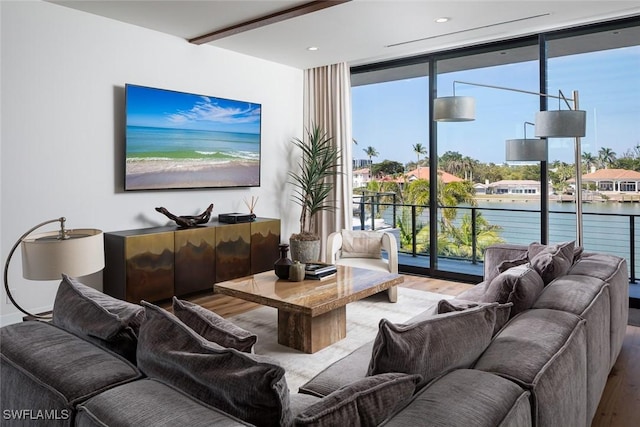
top-left (353, 193), bottom-right (640, 306)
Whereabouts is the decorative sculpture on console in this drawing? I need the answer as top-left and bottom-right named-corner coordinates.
top-left (155, 203), bottom-right (214, 228)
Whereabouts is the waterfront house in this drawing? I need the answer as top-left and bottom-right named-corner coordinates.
top-left (580, 168), bottom-right (640, 193)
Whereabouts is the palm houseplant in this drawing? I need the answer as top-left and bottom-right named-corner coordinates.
top-left (288, 125), bottom-right (341, 263)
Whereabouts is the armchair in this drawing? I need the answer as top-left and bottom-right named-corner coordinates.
top-left (326, 230), bottom-right (399, 302)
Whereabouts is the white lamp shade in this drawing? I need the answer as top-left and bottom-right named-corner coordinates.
top-left (433, 96), bottom-right (476, 122)
top-left (505, 138), bottom-right (548, 162)
top-left (21, 229), bottom-right (104, 280)
top-left (535, 110), bottom-right (586, 138)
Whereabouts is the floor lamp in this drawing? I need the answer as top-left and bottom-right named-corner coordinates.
top-left (434, 81), bottom-right (586, 246)
top-left (3, 217), bottom-right (104, 319)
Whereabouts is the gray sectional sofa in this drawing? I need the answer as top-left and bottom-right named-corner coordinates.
top-left (0, 242), bottom-right (629, 426)
top-left (299, 242), bottom-right (629, 426)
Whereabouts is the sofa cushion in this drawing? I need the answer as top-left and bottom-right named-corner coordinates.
top-left (474, 309), bottom-right (588, 427)
top-left (367, 304), bottom-right (497, 388)
top-left (137, 302), bottom-right (291, 427)
top-left (437, 299), bottom-right (512, 336)
top-left (382, 369), bottom-right (532, 427)
top-left (482, 264), bottom-right (544, 317)
top-left (340, 230), bottom-right (383, 259)
top-left (294, 373), bottom-right (420, 427)
top-left (496, 252), bottom-right (529, 274)
top-left (1, 321), bottom-right (141, 423)
top-left (52, 274), bottom-right (145, 362)
top-left (533, 276), bottom-right (611, 422)
top-left (76, 379), bottom-right (251, 427)
top-left (172, 297), bottom-right (257, 352)
top-left (299, 342), bottom-right (374, 398)
top-left (527, 241), bottom-right (575, 284)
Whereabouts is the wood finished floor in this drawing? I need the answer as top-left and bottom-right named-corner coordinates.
top-left (178, 274), bottom-right (639, 427)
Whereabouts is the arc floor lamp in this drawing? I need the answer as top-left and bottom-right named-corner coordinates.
top-left (3, 217), bottom-right (104, 319)
top-left (434, 80), bottom-right (587, 246)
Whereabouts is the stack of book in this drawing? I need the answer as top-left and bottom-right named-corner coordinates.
top-left (304, 263), bottom-right (337, 280)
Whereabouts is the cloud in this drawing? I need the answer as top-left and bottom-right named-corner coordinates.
top-left (167, 96), bottom-right (260, 125)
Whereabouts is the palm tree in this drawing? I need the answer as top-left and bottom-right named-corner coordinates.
top-left (412, 143), bottom-right (427, 173)
top-left (363, 146), bottom-right (379, 178)
top-left (598, 147), bottom-right (617, 169)
top-left (582, 152), bottom-right (597, 172)
top-left (439, 151), bottom-right (464, 177)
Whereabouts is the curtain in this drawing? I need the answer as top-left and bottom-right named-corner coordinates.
top-left (303, 62), bottom-right (353, 261)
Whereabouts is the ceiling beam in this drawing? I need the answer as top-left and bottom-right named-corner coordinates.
top-left (189, 0), bottom-right (351, 45)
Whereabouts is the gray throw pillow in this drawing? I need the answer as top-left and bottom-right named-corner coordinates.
top-left (294, 373), bottom-right (421, 427)
top-left (52, 274), bottom-right (144, 362)
top-left (367, 304), bottom-right (497, 389)
top-left (478, 264), bottom-right (544, 317)
top-left (172, 297), bottom-right (257, 352)
top-left (437, 299), bottom-right (512, 336)
top-left (496, 253), bottom-right (529, 274)
top-left (528, 241), bottom-right (575, 284)
top-left (137, 301), bottom-right (291, 427)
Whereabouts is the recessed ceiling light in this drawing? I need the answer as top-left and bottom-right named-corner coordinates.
top-left (435, 17), bottom-right (450, 23)
top-left (307, 46), bottom-right (319, 51)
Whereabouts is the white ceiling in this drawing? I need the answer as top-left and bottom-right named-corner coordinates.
top-left (50, 0), bottom-right (640, 69)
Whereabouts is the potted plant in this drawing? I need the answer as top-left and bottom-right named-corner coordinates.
top-left (288, 124), bottom-right (341, 263)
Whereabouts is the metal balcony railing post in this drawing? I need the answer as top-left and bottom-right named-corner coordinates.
top-left (471, 208), bottom-right (478, 264)
top-left (359, 196), bottom-right (365, 230)
top-left (411, 205), bottom-right (417, 256)
top-left (631, 215), bottom-right (636, 283)
top-left (393, 194), bottom-right (397, 228)
top-left (371, 196), bottom-right (376, 230)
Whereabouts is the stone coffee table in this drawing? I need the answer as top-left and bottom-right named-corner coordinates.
top-left (214, 265), bottom-right (403, 353)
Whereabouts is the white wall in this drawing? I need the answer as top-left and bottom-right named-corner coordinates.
top-left (0, 1), bottom-right (303, 325)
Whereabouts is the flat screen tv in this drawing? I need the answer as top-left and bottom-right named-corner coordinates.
top-left (124, 84), bottom-right (261, 190)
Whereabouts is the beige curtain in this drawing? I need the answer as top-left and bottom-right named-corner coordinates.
top-left (303, 62), bottom-right (353, 261)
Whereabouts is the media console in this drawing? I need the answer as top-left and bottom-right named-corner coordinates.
top-left (103, 218), bottom-right (280, 303)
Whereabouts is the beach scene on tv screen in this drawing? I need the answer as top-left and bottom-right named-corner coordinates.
top-left (125, 84), bottom-right (261, 190)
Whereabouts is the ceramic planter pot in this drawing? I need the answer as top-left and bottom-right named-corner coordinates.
top-left (289, 238), bottom-right (321, 264)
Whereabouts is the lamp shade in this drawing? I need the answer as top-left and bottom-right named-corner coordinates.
top-left (505, 138), bottom-right (548, 162)
top-left (535, 110), bottom-right (586, 138)
top-left (21, 229), bottom-right (104, 280)
top-left (433, 96), bottom-right (476, 122)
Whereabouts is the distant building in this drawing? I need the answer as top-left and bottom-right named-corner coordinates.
top-left (353, 168), bottom-right (371, 188)
top-left (402, 167), bottom-right (463, 184)
top-left (579, 168), bottom-right (640, 192)
top-left (487, 180), bottom-right (542, 195)
top-left (352, 159), bottom-right (372, 169)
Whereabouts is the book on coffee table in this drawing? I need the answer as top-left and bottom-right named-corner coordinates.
top-left (304, 263), bottom-right (337, 280)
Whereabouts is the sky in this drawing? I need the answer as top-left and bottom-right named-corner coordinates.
top-left (126, 84), bottom-right (261, 134)
top-left (352, 46), bottom-right (640, 166)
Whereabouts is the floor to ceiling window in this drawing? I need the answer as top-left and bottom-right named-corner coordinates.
top-left (351, 17), bottom-right (640, 283)
top-left (545, 22), bottom-right (640, 265)
top-left (435, 42), bottom-right (540, 275)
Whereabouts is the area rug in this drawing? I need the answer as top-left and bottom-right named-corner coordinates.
top-left (229, 287), bottom-right (452, 392)
top-left (629, 308), bottom-right (640, 327)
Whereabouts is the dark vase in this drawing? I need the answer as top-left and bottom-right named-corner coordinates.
top-left (274, 244), bottom-right (293, 279)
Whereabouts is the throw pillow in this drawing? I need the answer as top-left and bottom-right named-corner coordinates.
top-left (478, 264), bottom-right (544, 317)
top-left (527, 241), bottom-right (575, 284)
top-left (52, 274), bottom-right (144, 362)
top-left (137, 301), bottom-right (291, 427)
top-left (340, 230), bottom-right (383, 259)
top-left (294, 373), bottom-right (421, 427)
top-left (496, 253), bottom-right (529, 274)
top-left (172, 297), bottom-right (257, 352)
top-left (367, 304), bottom-right (497, 389)
top-left (437, 299), bottom-right (512, 336)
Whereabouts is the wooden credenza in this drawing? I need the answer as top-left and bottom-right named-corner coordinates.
top-left (103, 218), bottom-right (280, 303)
